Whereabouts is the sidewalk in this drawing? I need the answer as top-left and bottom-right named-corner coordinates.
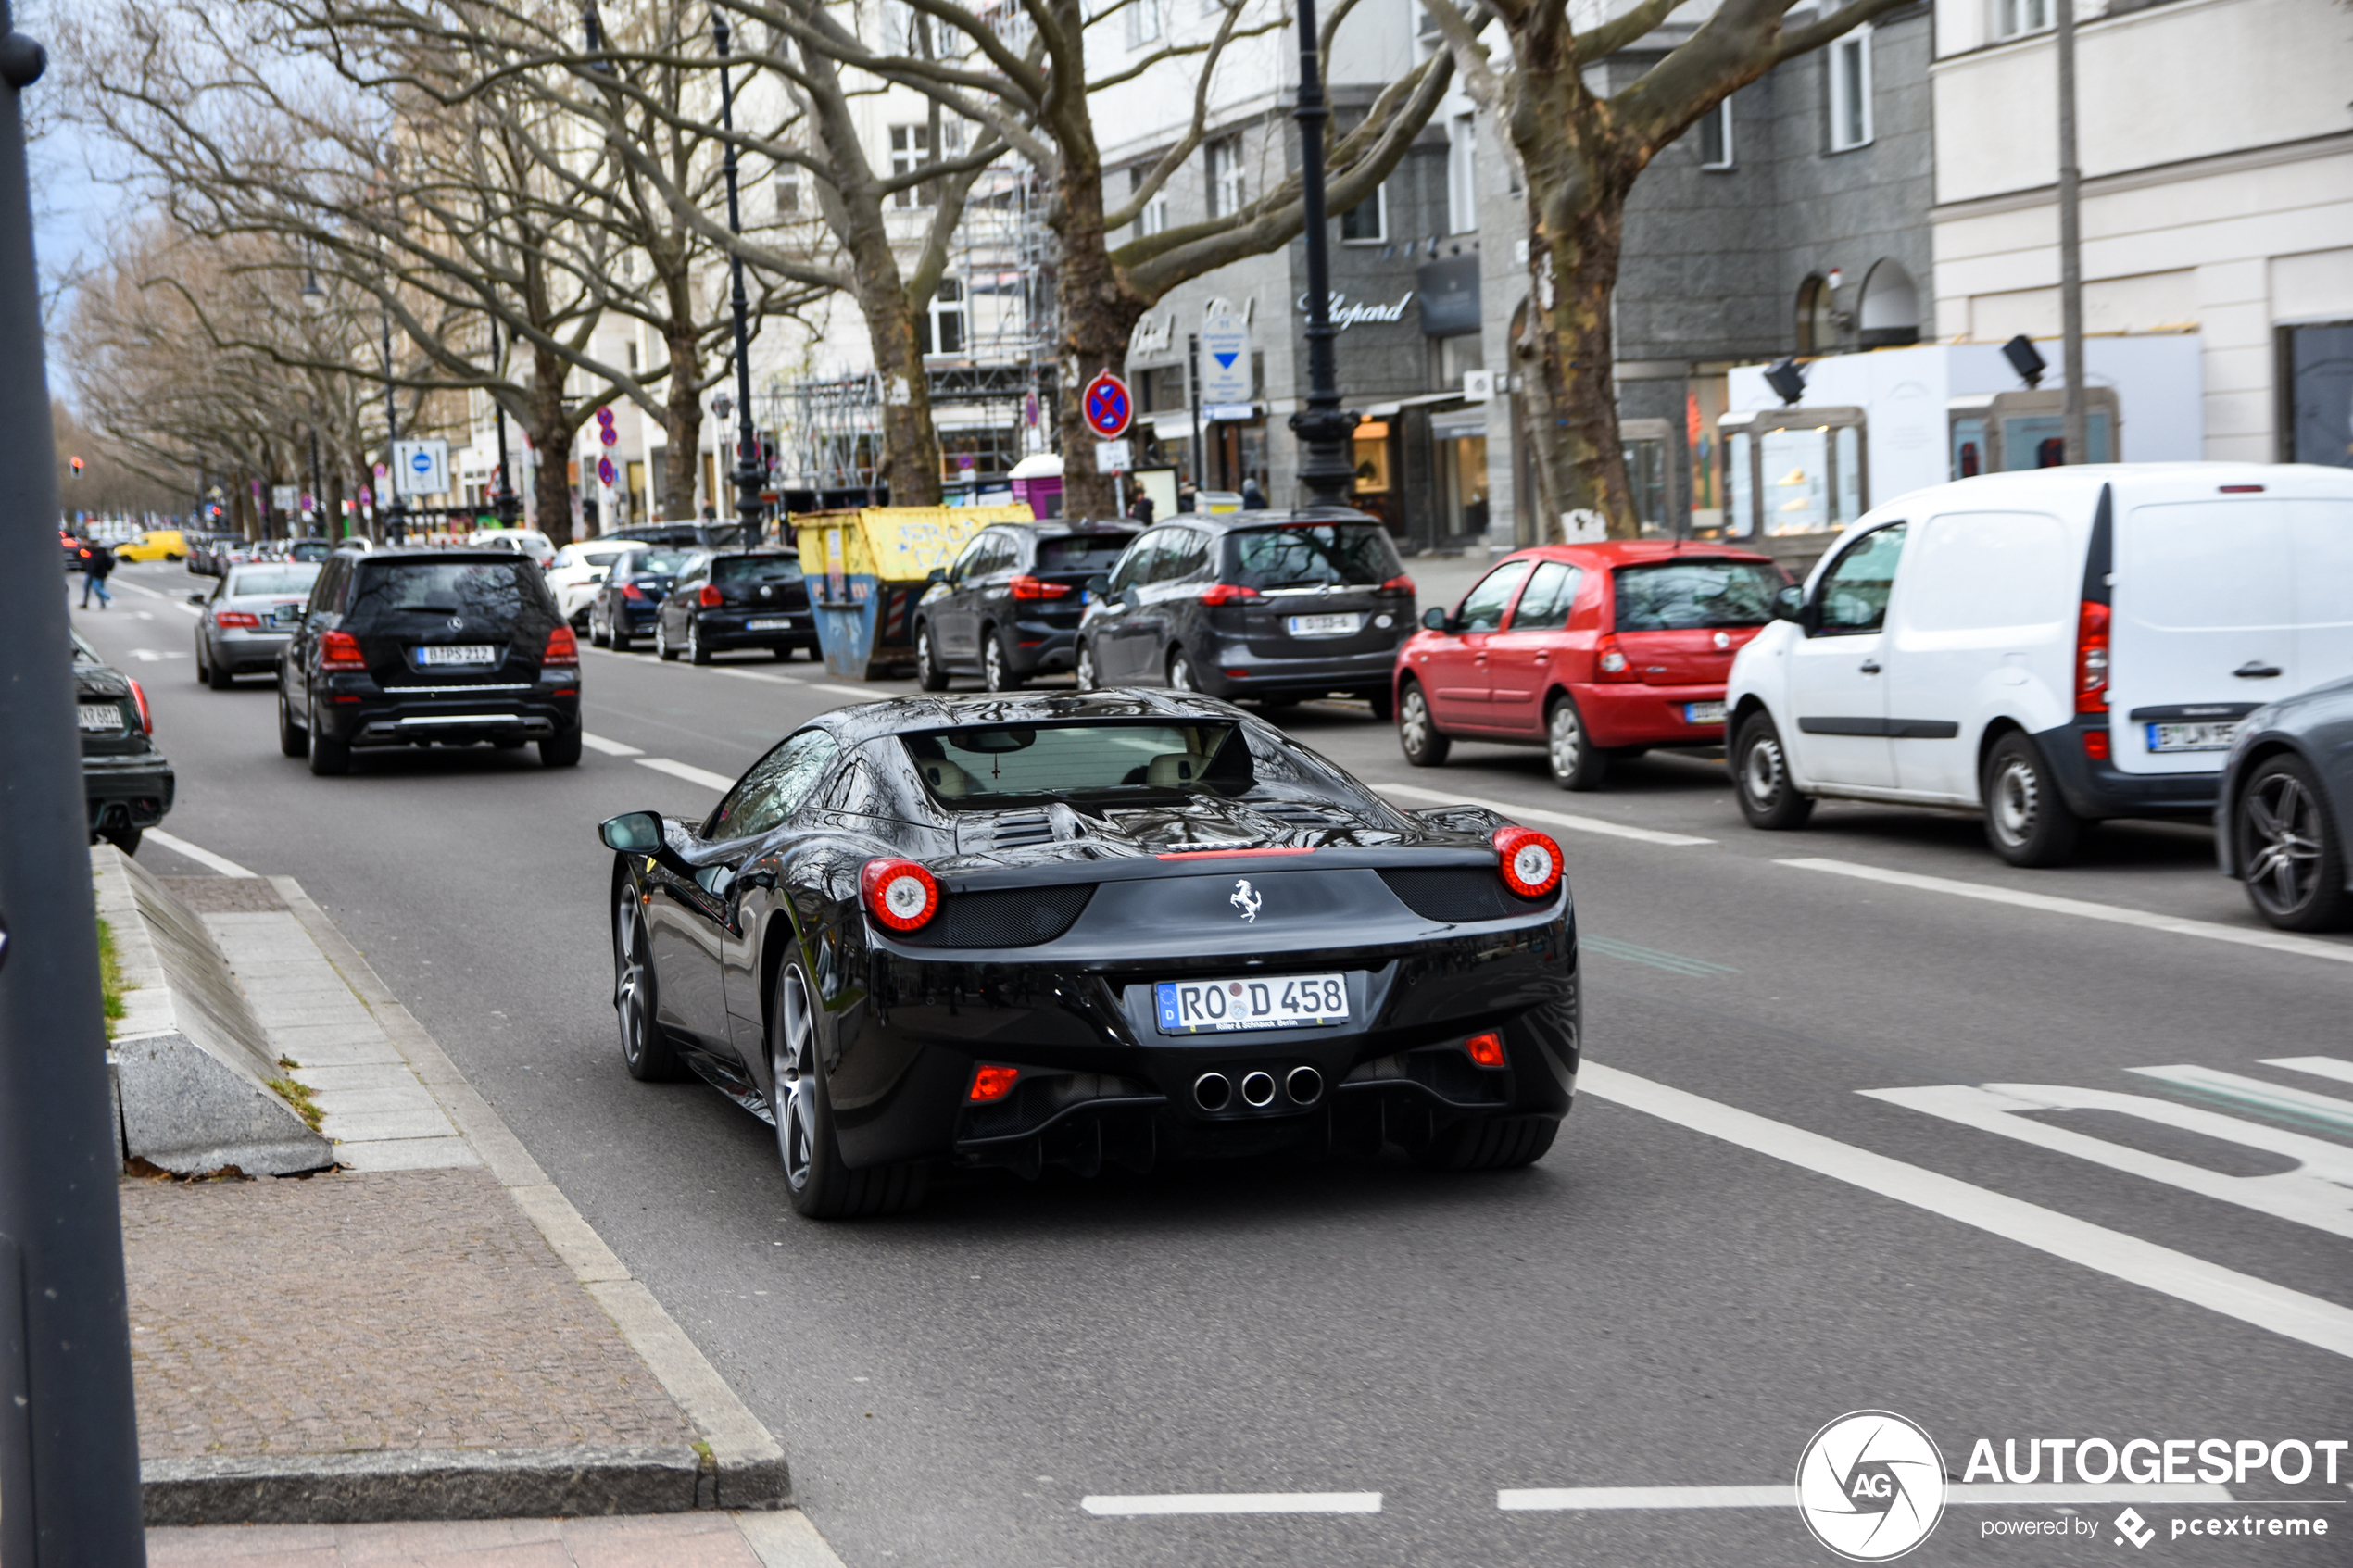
top-left (111, 865), bottom-right (837, 1563)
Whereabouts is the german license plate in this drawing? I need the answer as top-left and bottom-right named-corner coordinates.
top-left (77, 703), bottom-right (124, 733)
top-left (1154, 972), bottom-right (1349, 1035)
top-left (747, 617), bottom-right (792, 631)
top-left (1683, 700), bottom-right (1727, 724)
top-left (417, 645), bottom-right (497, 666)
top-left (1286, 613), bottom-right (1361, 639)
top-left (2147, 721), bottom-right (2238, 753)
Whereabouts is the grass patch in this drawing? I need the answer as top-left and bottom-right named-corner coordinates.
top-left (96, 917), bottom-right (130, 1024)
top-left (265, 1076), bottom-right (325, 1135)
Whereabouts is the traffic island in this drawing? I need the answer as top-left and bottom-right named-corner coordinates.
top-left (115, 862), bottom-right (791, 1525)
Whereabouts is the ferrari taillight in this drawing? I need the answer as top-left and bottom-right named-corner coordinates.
top-left (320, 630), bottom-right (367, 671)
top-left (1465, 1032), bottom-right (1505, 1068)
top-left (861, 858), bottom-right (939, 931)
top-left (2075, 599), bottom-right (2109, 714)
top-left (544, 625), bottom-right (578, 663)
top-left (968, 1065), bottom-right (1019, 1102)
top-left (1491, 825), bottom-right (1563, 899)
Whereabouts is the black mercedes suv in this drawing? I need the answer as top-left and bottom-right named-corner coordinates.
top-left (276, 549), bottom-right (582, 774)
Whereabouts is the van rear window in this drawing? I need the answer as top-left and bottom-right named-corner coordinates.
top-left (1226, 523), bottom-right (1402, 590)
top-left (1612, 559), bottom-right (1784, 631)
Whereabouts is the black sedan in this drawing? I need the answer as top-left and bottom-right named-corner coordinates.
top-left (1074, 508), bottom-right (1414, 715)
top-left (653, 549), bottom-right (817, 663)
top-left (914, 520), bottom-right (1137, 691)
top-left (586, 546), bottom-right (704, 653)
top-left (75, 628), bottom-right (174, 854)
top-left (2216, 672), bottom-right (2353, 932)
top-left (599, 689), bottom-right (1578, 1219)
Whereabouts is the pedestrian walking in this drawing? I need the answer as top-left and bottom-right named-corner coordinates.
top-left (79, 539), bottom-right (116, 609)
top-left (1241, 478), bottom-right (1267, 510)
top-left (1127, 488), bottom-right (1156, 526)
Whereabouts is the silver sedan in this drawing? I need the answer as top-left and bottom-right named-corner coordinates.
top-left (191, 561), bottom-right (321, 689)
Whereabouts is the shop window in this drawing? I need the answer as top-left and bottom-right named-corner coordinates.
top-left (1718, 408), bottom-right (1869, 537)
top-left (1796, 275), bottom-right (1836, 355)
top-left (1622, 417), bottom-right (1675, 536)
top-left (1945, 389), bottom-right (2120, 475)
top-left (1434, 420), bottom-right (1489, 538)
top-left (1829, 29), bottom-right (1872, 152)
top-left (1353, 421), bottom-right (1391, 495)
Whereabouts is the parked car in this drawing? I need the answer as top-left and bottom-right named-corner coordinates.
top-left (585, 546), bottom-right (703, 652)
top-left (275, 548), bottom-right (582, 773)
top-left (283, 539), bottom-right (334, 563)
top-left (60, 527), bottom-right (85, 572)
top-left (2216, 672), bottom-right (2353, 932)
top-left (598, 689), bottom-right (1575, 1218)
top-left (914, 520), bottom-right (1138, 691)
top-left (546, 541), bottom-right (634, 629)
top-left (654, 549), bottom-right (816, 663)
top-left (1725, 463), bottom-right (2353, 866)
top-left (74, 628), bottom-right (173, 854)
top-left (467, 527), bottom-right (558, 568)
top-left (1396, 541), bottom-right (1788, 788)
top-left (191, 560), bottom-right (322, 689)
top-left (112, 527), bottom-right (189, 563)
top-left (1074, 509), bottom-right (1414, 714)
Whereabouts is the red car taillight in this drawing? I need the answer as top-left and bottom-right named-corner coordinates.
top-left (698, 583), bottom-right (724, 608)
top-left (968, 1065), bottom-right (1019, 1102)
top-left (1199, 583), bottom-right (1263, 607)
top-left (544, 624), bottom-right (578, 663)
top-left (2075, 600), bottom-right (2109, 714)
top-left (127, 679), bottom-right (152, 735)
top-left (1465, 1032), bottom-right (1506, 1068)
top-left (1381, 573), bottom-right (1416, 595)
top-left (213, 610), bottom-right (260, 629)
top-left (621, 582), bottom-right (647, 600)
top-left (861, 858), bottom-right (939, 931)
top-left (1593, 634), bottom-right (1633, 681)
top-left (1009, 574), bottom-right (1073, 600)
top-left (1492, 825), bottom-right (1564, 898)
top-left (320, 630), bottom-right (367, 670)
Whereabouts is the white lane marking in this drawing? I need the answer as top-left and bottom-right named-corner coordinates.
top-left (2129, 1064), bottom-right (2353, 1137)
top-left (1862, 1082), bottom-right (2353, 1241)
top-left (634, 757), bottom-right (736, 791)
top-left (812, 682), bottom-right (888, 699)
top-left (1580, 1061), bottom-right (2353, 1359)
top-left (1498, 1483), bottom-right (2230, 1511)
top-left (133, 610), bottom-right (154, 621)
top-left (173, 602), bottom-right (203, 618)
top-left (1581, 935), bottom-right (1739, 977)
top-left (1379, 784), bottom-right (1716, 847)
top-left (145, 830), bottom-right (257, 878)
top-left (116, 581), bottom-right (169, 600)
top-left (1081, 1493), bottom-right (1381, 1516)
top-left (1777, 857), bottom-right (2353, 966)
top-left (580, 732), bottom-right (645, 757)
top-left (2269, 1055), bottom-right (2353, 1088)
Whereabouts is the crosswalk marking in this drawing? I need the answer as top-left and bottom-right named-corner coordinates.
top-left (1862, 1081), bottom-right (2353, 1241)
top-left (2269, 1055), bottom-right (2353, 1088)
top-left (1082, 1492), bottom-right (1381, 1516)
top-left (2129, 1064), bottom-right (2353, 1138)
top-left (1582, 1061), bottom-right (2353, 1359)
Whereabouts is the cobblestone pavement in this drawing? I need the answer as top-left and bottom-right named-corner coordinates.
top-left (122, 1167), bottom-right (697, 1459)
top-left (145, 1512), bottom-right (778, 1566)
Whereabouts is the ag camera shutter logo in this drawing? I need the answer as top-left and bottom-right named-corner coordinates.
top-left (1795, 1411), bottom-right (1948, 1561)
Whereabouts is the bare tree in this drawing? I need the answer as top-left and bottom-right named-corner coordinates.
top-left (1419, 0), bottom-right (1905, 538)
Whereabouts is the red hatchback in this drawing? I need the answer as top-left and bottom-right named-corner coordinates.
top-left (1394, 542), bottom-right (1789, 789)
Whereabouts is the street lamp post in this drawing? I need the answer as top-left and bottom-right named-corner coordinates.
top-left (491, 320), bottom-right (520, 527)
top-left (1286, 0), bottom-right (1357, 511)
top-left (380, 149), bottom-right (408, 545)
top-left (712, 6), bottom-right (765, 548)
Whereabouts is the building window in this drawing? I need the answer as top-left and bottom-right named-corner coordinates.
top-left (1126, 0), bottom-right (1161, 48)
top-left (1796, 274), bottom-right (1836, 354)
top-left (774, 158), bottom-right (801, 216)
top-left (1446, 115), bottom-right (1478, 234)
top-left (1129, 166), bottom-right (1169, 237)
top-left (1206, 136), bottom-right (1246, 219)
top-left (1994, 0), bottom-right (2052, 39)
top-left (1340, 181), bottom-right (1385, 243)
top-left (1828, 29), bottom-right (1871, 152)
top-left (890, 125), bottom-right (932, 207)
top-left (1698, 99), bottom-right (1733, 169)
top-left (919, 280), bottom-right (965, 357)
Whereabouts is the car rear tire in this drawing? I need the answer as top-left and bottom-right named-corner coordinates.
top-left (655, 619), bottom-right (677, 661)
top-left (772, 961), bottom-right (927, 1219)
top-left (277, 682), bottom-right (306, 757)
top-left (614, 883), bottom-right (686, 1082)
top-left (2235, 754), bottom-right (2348, 931)
top-left (1416, 1114), bottom-right (1559, 1172)
top-left (1365, 686), bottom-right (1394, 721)
top-left (1074, 641), bottom-right (1099, 691)
top-left (1732, 711), bottom-right (1813, 831)
top-left (688, 618), bottom-right (712, 665)
top-left (1545, 696), bottom-right (1608, 791)
top-left (589, 608), bottom-right (611, 649)
top-left (1982, 731), bottom-right (2080, 867)
top-left (1166, 648), bottom-right (1199, 693)
top-left (541, 727), bottom-right (583, 768)
top-left (915, 623), bottom-right (949, 690)
top-left (610, 608), bottom-right (633, 654)
top-left (305, 699), bottom-right (350, 776)
top-left (982, 629), bottom-right (1021, 692)
top-left (1397, 679), bottom-right (1449, 767)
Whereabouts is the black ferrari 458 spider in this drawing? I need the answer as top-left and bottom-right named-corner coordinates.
top-left (600, 689), bottom-right (1579, 1218)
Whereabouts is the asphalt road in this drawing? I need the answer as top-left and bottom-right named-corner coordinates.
top-left (84, 561), bottom-right (2353, 1567)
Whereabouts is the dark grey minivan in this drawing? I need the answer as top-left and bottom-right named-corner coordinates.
top-left (1074, 510), bottom-right (1415, 714)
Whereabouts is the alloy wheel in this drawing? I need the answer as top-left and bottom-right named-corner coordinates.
top-left (1075, 643), bottom-right (1097, 690)
top-left (1167, 651), bottom-right (1196, 692)
top-left (2245, 771), bottom-right (2322, 918)
top-left (614, 891), bottom-right (655, 1071)
top-left (774, 967), bottom-right (819, 1193)
top-left (1549, 704), bottom-right (1585, 781)
top-left (1401, 688), bottom-right (1430, 751)
top-left (983, 635), bottom-right (1008, 691)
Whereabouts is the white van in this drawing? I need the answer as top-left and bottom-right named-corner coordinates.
top-left (1724, 464), bottom-right (2353, 866)
top-left (467, 528), bottom-right (557, 568)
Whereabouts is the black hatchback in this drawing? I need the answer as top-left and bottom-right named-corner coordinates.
top-left (653, 549), bottom-right (816, 662)
top-left (1075, 509), bottom-right (1414, 715)
top-left (275, 549), bottom-right (582, 774)
top-left (586, 546), bottom-right (704, 652)
top-left (914, 521), bottom-right (1137, 691)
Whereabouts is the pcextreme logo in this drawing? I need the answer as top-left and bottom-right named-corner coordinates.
top-left (1796, 1411), bottom-right (1948, 1562)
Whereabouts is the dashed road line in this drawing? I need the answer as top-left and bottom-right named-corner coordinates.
top-left (580, 732), bottom-right (645, 757)
top-left (2269, 1055), bottom-right (2353, 1089)
top-left (1777, 857), bottom-right (2353, 966)
top-left (172, 601), bottom-right (203, 617)
top-left (145, 829), bottom-right (257, 878)
top-left (1082, 1492), bottom-right (1381, 1516)
top-left (1582, 1060), bottom-right (2353, 1359)
top-left (811, 682), bottom-right (888, 699)
top-left (1497, 1483), bottom-right (2231, 1511)
top-left (1379, 783), bottom-right (1716, 847)
top-left (1582, 935), bottom-right (1739, 977)
top-left (634, 757), bottom-right (736, 791)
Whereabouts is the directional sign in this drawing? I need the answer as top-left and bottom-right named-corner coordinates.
top-left (271, 484), bottom-right (298, 513)
top-left (1082, 370), bottom-right (1133, 440)
top-left (394, 439), bottom-right (450, 496)
top-left (597, 455), bottom-right (617, 488)
top-left (1200, 309), bottom-right (1252, 405)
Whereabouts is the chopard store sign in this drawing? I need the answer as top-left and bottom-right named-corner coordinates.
top-left (1297, 292), bottom-right (1414, 329)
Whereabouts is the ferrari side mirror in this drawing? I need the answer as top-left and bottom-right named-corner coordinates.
top-left (599, 811), bottom-right (664, 854)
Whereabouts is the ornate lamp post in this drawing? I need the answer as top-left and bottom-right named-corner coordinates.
top-left (1287, 0), bottom-right (1357, 510)
top-left (711, 6), bottom-right (766, 547)
top-left (491, 320), bottom-right (520, 526)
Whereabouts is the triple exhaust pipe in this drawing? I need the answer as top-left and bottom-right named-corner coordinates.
top-left (1193, 1065), bottom-right (1322, 1111)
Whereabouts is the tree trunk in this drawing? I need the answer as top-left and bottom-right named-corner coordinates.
top-left (1050, 161), bottom-right (1146, 522)
top-left (661, 323), bottom-right (702, 522)
top-left (529, 353), bottom-right (577, 546)
top-left (875, 307), bottom-right (942, 508)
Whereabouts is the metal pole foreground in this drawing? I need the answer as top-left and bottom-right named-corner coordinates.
top-left (1286, 0), bottom-right (1358, 511)
top-left (2055, 0), bottom-right (2087, 465)
top-left (712, 8), bottom-right (765, 548)
top-left (0, 7), bottom-right (153, 1564)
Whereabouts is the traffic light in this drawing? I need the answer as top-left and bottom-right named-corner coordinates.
top-left (69, 455), bottom-right (82, 476)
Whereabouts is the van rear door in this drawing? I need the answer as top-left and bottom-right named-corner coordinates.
top-left (2109, 496), bottom-right (2315, 775)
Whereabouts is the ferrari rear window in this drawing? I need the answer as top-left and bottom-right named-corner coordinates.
top-left (902, 722), bottom-right (1250, 805)
top-left (1611, 559), bottom-right (1784, 631)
